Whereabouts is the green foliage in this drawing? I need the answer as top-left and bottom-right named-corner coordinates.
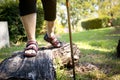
top-left (112, 17), bottom-right (120, 26)
top-left (36, 2), bottom-right (44, 35)
top-left (58, 0), bottom-right (120, 28)
top-left (0, 1), bottom-right (23, 43)
top-left (81, 17), bottom-right (109, 30)
top-left (0, 0), bottom-right (44, 43)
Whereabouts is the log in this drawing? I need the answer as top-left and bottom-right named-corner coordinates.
top-left (0, 43), bottom-right (80, 80)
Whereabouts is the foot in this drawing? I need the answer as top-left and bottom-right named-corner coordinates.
top-left (24, 41), bottom-right (38, 57)
top-left (44, 33), bottom-right (62, 48)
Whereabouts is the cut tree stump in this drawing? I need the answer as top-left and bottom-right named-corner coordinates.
top-left (0, 43), bottom-right (80, 80)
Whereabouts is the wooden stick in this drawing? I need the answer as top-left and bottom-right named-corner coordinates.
top-left (66, 0), bottom-right (76, 80)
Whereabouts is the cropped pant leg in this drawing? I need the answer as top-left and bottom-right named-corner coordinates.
top-left (41, 0), bottom-right (57, 21)
top-left (19, 0), bottom-right (37, 16)
top-left (19, 0), bottom-right (57, 21)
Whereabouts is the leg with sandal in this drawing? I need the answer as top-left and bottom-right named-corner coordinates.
top-left (19, 0), bottom-right (62, 57)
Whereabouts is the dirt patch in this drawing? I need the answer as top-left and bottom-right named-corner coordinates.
top-left (75, 63), bottom-right (99, 73)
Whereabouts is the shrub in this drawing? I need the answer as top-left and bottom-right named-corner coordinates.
top-left (36, 3), bottom-right (44, 35)
top-left (81, 17), bottom-right (109, 30)
top-left (0, 0), bottom-right (44, 43)
top-left (0, 1), bottom-right (23, 43)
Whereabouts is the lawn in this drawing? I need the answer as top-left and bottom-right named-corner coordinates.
top-left (0, 27), bottom-right (120, 80)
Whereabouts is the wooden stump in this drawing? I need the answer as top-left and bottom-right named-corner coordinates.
top-left (0, 43), bottom-right (80, 80)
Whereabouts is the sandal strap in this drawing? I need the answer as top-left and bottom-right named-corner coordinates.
top-left (26, 41), bottom-right (37, 47)
top-left (25, 46), bottom-right (38, 53)
top-left (24, 41), bottom-right (38, 57)
top-left (44, 33), bottom-right (62, 48)
top-left (26, 41), bottom-right (38, 52)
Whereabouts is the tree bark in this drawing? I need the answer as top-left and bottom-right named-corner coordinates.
top-left (0, 43), bottom-right (80, 80)
top-left (116, 40), bottom-right (120, 57)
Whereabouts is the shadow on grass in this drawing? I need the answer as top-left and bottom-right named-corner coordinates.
top-left (79, 47), bottom-right (120, 78)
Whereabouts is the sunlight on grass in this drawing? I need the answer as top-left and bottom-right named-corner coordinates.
top-left (76, 42), bottom-right (113, 53)
top-left (87, 70), bottom-right (106, 79)
top-left (109, 74), bottom-right (120, 80)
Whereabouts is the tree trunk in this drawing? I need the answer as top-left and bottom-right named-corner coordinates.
top-left (0, 43), bottom-right (80, 80)
top-left (116, 40), bottom-right (120, 58)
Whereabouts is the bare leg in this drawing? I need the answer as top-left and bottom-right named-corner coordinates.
top-left (21, 13), bottom-right (37, 55)
top-left (21, 13), bottom-right (36, 42)
top-left (44, 21), bottom-right (62, 48)
top-left (46, 21), bottom-right (55, 37)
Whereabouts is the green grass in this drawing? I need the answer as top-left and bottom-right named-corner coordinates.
top-left (0, 27), bottom-right (120, 80)
top-left (60, 27), bottom-right (120, 80)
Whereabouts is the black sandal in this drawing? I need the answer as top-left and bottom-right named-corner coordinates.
top-left (44, 33), bottom-right (62, 48)
top-left (24, 41), bottom-right (38, 57)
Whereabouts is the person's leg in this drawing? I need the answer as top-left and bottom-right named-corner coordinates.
top-left (21, 13), bottom-right (36, 42)
top-left (19, 0), bottom-right (38, 57)
top-left (42, 0), bottom-right (62, 48)
top-left (41, 0), bottom-right (56, 37)
top-left (46, 21), bottom-right (55, 37)
top-left (19, 0), bottom-right (37, 41)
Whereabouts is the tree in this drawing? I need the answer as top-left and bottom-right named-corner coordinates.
top-left (97, 0), bottom-right (120, 17)
top-left (57, 0), bottom-right (120, 30)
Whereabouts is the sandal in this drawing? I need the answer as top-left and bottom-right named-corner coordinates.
top-left (44, 33), bottom-right (62, 48)
top-left (24, 41), bottom-right (38, 57)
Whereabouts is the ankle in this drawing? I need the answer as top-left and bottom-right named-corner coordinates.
top-left (27, 39), bottom-right (36, 42)
top-left (47, 32), bottom-right (55, 38)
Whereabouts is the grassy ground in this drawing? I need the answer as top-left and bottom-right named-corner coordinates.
top-left (0, 27), bottom-right (120, 80)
